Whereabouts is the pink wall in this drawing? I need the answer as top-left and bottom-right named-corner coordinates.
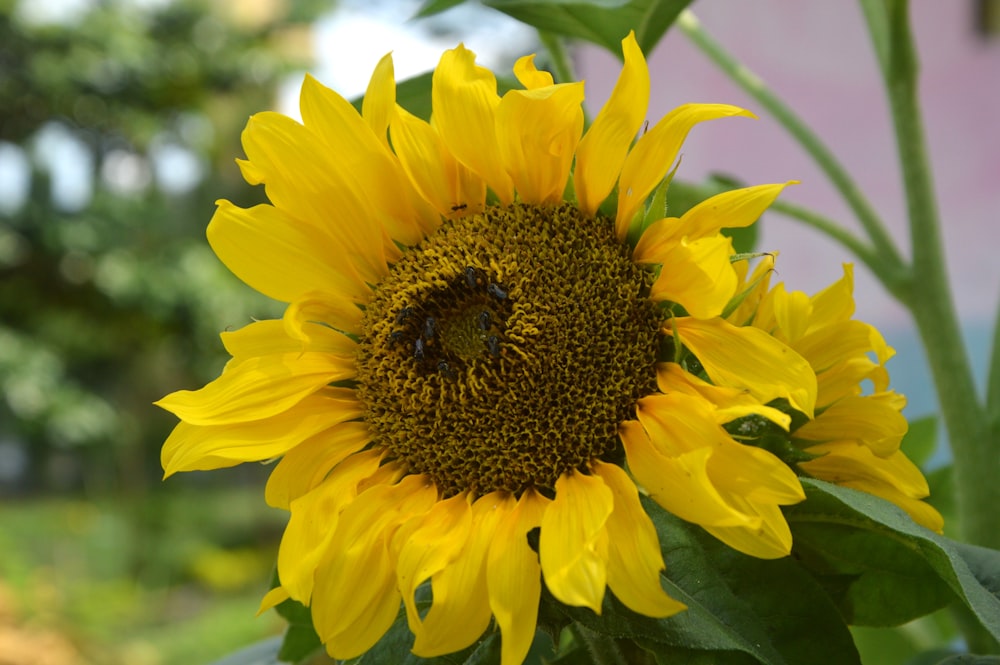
top-left (578, 2), bottom-right (1000, 331)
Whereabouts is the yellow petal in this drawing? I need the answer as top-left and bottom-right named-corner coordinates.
top-left (495, 82), bottom-right (585, 204)
top-left (794, 394), bottom-right (908, 457)
top-left (155, 352), bottom-right (354, 427)
top-left (395, 493), bottom-right (473, 641)
top-left (592, 461), bottom-right (686, 618)
top-left (727, 253), bottom-right (777, 327)
top-left (808, 264), bottom-right (855, 330)
top-left (432, 44), bottom-right (513, 204)
top-left (670, 317), bottom-right (817, 418)
top-left (299, 74), bottom-right (425, 248)
top-left (794, 320), bottom-right (893, 372)
top-left (816, 357), bottom-right (888, 408)
top-left (264, 421), bottom-right (371, 509)
top-left (488, 490), bottom-right (549, 665)
top-left (678, 182), bottom-right (794, 242)
top-left (283, 291), bottom-right (363, 340)
top-left (800, 441), bottom-right (928, 497)
top-left (835, 482), bottom-right (944, 533)
top-left (634, 184), bottom-right (792, 258)
top-left (649, 235), bottom-right (738, 319)
top-left (277, 449), bottom-right (385, 603)
top-left (240, 111), bottom-right (391, 280)
top-left (772, 284), bottom-right (813, 344)
top-left (574, 32), bottom-right (649, 217)
top-left (656, 362), bottom-right (791, 429)
top-left (620, 418), bottom-right (755, 528)
top-left (540, 472), bottom-right (611, 613)
top-left (703, 499), bottom-right (793, 559)
top-left (707, 441), bottom-right (805, 505)
top-left (161, 387), bottom-right (361, 476)
top-left (358, 59), bottom-right (445, 237)
top-left (257, 586), bottom-right (289, 615)
top-left (636, 391), bottom-right (727, 455)
top-left (208, 200), bottom-right (369, 304)
top-left (414, 492), bottom-right (506, 656)
top-left (616, 104), bottom-right (755, 238)
top-left (221, 318), bottom-right (356, 360)
top-left (513, 54), bottom-right (554, 89)
top-left (362, 53), bottom-right (395, 149)
top-left (748, 270), bottom-right (779, 332)
top-left (313, 475), bottom-right (438, 660)
top-left (391, 104), bottom-right (487, 218)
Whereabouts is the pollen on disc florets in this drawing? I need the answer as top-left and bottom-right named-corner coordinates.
top-left (356, 202), bottom-right (661, 496)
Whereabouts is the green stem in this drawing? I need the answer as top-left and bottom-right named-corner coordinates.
top-left (987, 291), bottom-right (1000, 423)
top-left (538, 31), bottom-right (578, 84)
top-left (862, 0), bottom-right (999, 552)
top-left (676, 10), bottom-right (907, 277)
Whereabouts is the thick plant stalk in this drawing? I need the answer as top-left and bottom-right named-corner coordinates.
top-left (859, 0), bottom-right (1000, 556)
top-left (679, 5), bottom-right (1000, 556)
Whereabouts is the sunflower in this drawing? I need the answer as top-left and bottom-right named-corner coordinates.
top-left (156, 33), bottom-right (816, 663)
top-left (722, 257), bottom-right (943, 532)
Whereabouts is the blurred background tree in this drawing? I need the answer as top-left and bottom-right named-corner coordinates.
top-left (0, 0), bottom-right (319, 496)
top-left (0, 0), bottom-right (323, 661)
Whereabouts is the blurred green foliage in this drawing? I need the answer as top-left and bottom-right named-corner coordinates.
top-left (0, 0), bottom-right (326, 495)
top-left (0, 0), bottom-right (327, 661)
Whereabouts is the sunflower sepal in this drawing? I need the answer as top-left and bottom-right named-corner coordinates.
top-left (720, 255), bottom-right (777, 322)
top-left (625, 162), bottom-right (681, 249)
top-left (724, 413), bottom-right (823, 466)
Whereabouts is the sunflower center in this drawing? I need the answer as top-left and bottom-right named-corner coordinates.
top-left (356, 202), bottom-right (660, 496)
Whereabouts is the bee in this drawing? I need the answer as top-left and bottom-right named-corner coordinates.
top-left (477, 310), bottom-right (491, 331)
top-left (395, 307), bottom-right (413, 325)
top-left (487, 282), bottom-right (507, 300)
top-left (464, 266), bottom-right (484, 290)
top-left (437, 360), bottom-right (456, 378)
top-left (424, 316), bottom-right (437, 340)
top-left (414, 338), bottom-right (426, 361)
top-left (486, 335), bottom-right (501, 358)
top-left (451, 203), bottom-right (468, 211)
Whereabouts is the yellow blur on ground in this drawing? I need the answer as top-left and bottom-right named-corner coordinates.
top-left (0, 490), bottom-right (287, 665)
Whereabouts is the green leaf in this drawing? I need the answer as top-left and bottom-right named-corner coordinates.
top-left (482, 0), bottom-right (693, 56)
top-left (688, 525), bottom-right (860, 664)
top-left (414, 0), bottom-right (465, 18)
top-left (638, 643), bottom-right (757, 665)
top-left (788, 478), bottom-right (1000, 640)
top-left (274, 596), bottom-right (323, 664)
top-left (561, 497), bottom-right (859, 664)
top-left (851, 608), bottom-right (959, 665)
top-left (901, 415), bottom-right (939, 469)
top-left (932, 657), bottom-right (1000, 665)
